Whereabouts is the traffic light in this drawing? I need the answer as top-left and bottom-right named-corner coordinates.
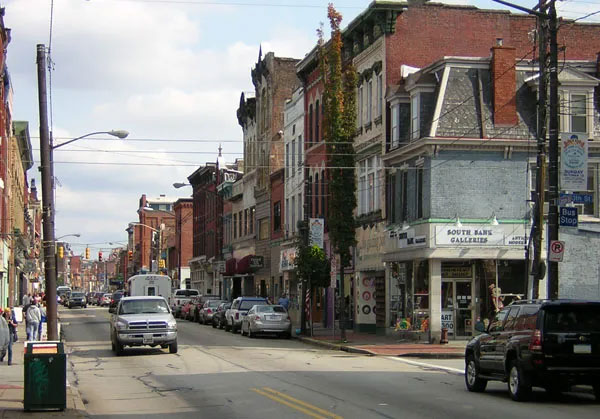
top-left (58, 246), bottom-right (64, 258)
top-left (98, 251), bottom-right (103, 262)
top-left (128, 250), bottom-right (133, 261)
top-left (85, 247), bottom-right (90, 259)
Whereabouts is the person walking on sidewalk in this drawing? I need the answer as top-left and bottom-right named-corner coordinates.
top-left (26, 302), bottom-right (41, 341)
top-left (1, 308), bottom-right (17, 365)
top-left (0, 310), bottom-right (9, 362)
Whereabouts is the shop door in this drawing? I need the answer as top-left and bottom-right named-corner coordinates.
top-left (441, 280), bottom-right (473, 339)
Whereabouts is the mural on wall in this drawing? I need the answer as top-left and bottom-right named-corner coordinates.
top-left (356, 275), bottom-right (376, 324)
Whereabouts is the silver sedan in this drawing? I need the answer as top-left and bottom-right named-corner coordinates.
top-left (240, 305), bottom-right (292, 339)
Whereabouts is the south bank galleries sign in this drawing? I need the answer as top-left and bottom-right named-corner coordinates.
top-left (435, 225), bottom-right (505, 246)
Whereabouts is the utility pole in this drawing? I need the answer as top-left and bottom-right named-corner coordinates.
top-left (37, 44), bottom-right (58, 341)
top-left (532, 0), bottom-right (549, 298)
top-left (547, 2), bottom-right (560, 298)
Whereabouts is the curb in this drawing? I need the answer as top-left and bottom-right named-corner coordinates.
top-left (60, 320), bottom-right (89, 418)
top-left (296, 336), bottom-right (464, 359)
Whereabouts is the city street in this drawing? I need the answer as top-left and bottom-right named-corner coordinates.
top-left (60, 306), bottom-right (598, 419)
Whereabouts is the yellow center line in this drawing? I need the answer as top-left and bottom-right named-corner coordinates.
top-left (251, 388), bottom-right (327, 419)
top-left (257, 387), bottom-right (343, 419)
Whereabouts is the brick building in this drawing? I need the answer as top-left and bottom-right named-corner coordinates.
top-left (172, 198), bottom-right (193, 289)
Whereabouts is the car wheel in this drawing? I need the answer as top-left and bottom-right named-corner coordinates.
top-left (231, 325), bottom-right (237, 334)
top-left (465, 355), bottom-right (487, 393)
top-left (224, 321), bottom-right (230, 332)
top-left (240, 324), bottom-right (245, 336)
top-left (114, 340), bottom-right (124, 356)
top-left (508, 360), bottom-right (531, 401)
top-left (169, 341), bottom-right (178, 354)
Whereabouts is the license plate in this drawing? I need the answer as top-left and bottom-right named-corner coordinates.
top-left (268, 315), bottom-right (281, 321)
top-left (143, 334), bottom-right (153, 344)
top-left (573, 344), bottom-right (591, 354)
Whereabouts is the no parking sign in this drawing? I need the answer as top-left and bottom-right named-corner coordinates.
top-left (549, 240), bottom-right (565, 262)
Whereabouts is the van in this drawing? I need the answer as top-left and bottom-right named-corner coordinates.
top-left (127, 274), bottom-right (172, 301)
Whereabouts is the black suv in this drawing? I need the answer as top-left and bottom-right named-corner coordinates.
top-left (465, 299), bottom-right (600, 401)
top-left (108, 290), bottom-right (125, 313)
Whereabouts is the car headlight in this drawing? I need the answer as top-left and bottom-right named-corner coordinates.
top-left (115, 320), bottom-right (127, 330)
top-left (167, 321), bottom-right (177, 331)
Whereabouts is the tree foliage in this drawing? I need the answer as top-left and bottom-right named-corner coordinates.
top-left (318, 4), bottom-right (357, 267)
top-left (294, 227), bottom-right (331, 289)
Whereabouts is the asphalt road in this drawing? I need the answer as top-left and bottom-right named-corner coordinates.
top-left (60, 306), bottom-right (598, 419)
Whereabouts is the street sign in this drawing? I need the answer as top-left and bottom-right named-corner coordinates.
top-left (559, 207), bottom-right (578, 227)
top-left (549, 240), bottom-right (565, 262)
top-left (559, 192), bottom-right (593, 205)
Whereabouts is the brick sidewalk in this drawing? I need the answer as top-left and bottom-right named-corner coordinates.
top-left (0, 320), bottom-right (87, 418)
top-left (296, 328), bottom-right (466, 358)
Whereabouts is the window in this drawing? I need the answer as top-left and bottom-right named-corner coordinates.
top-left (297, 193), bottom-right (302, 226)
top-left (387, 173), bottom-right (396, 223)
top-left (259, 218), bottom-right (269, 240)
top-left (503, 306), bottom-right (521, 331)
top-left (416, 166), bottom-right (424, 219)
top-left (285, 198), bottom-right (289, 233)
top-left (238, 211), bottom-right (243, 237)
top-left (400, 170), bottom-right (408, 222)
top-left (391, 105), bottom-right (399, 148)
top-left (308, 104), bottom-right (313, 144)
top-left (273, 201), bottom-right (281, 231)
top-left (411, 94), bottom-right (420, 140)
top-left (297, 136), bottom-right (303, 170)
top-left (321, 170), bottom-right (326, 219)
top-left (291, 140), bottom-right (296, 176)
top-left (292, 124), bottom-right (295, 135)
top-left (358, 156), bottom-right (381, 215)
top-left (570, 93), bottom-right (587, 133)
top-left (307, 175), bottom-right (313, 217)
top-left (244, 208), bottom-right (249, 236)
top-left (377, 73), bottom-right (383, 117)
top-left (488, 308), bottom-right (509, 332)
top-left (291, 196), bottom-right (296, 233)
top-left (233, 213), bottom-right (237, 239)
top-left (367, 78), bottom-right (373, 124)
top-left (285, 143), bottom-right (290, 178)
top-left (249, 207), bottom-right (255, 234)
top-left (358, 85), bottom-right (364, 128)
top-left (315, 100), bottom-right (320, 142)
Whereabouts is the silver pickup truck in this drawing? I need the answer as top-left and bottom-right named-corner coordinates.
top-left (110, 296), bottom-right (178, 355)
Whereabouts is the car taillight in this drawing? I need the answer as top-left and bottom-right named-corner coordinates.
top-left (255, 316), bottom-right (261, 321)
top-left (529, 329), bottom-right (542, 352)
top-left (235, 313), bottom-right (239, 320)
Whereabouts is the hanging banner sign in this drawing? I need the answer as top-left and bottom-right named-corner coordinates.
top-left (309, 218), bottom-right (324, 249)
top-left (560, 133), bottom-right (588, 191)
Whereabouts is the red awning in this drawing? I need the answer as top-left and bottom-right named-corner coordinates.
top-left (237, 255), bottom-right (264, 274)
top-left (225, 258), bottom-right (237, 276)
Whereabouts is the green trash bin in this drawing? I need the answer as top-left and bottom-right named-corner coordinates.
top-left (23, 341), bottom-right (67, 411)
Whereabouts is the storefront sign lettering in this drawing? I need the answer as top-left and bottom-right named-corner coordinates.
top-left (436, 225), bottom-right (505, 246)
top-left (441, 266), bottom-right (472, 279)
top-left (441, 310), bottom-right (454, 332)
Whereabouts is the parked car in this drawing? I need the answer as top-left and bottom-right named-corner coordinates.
top-left (101, 293), bottom-right (112, 307)
top-left (171, 289), bottom-right (200, 318)
top-left (225, 297), bottom-right (268, 333)
top-left (67, 291), bottom-right (87, 309)
top-left (109, 290), bottom-right (125, 313)
top-left (465, 299), bottom-right (600, 401)
top-left (110, 296), bottom-right (177, 356)
top-left (241, 304), bottom-right (292, 338)
top-left (199, 299), bottom-right (225, 325)
top-left (90, 292), bottom-right (103, 305)
top-left (212, 302), bottom-right (231, 329)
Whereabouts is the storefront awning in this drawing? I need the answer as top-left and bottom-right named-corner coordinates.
top-left (225, 258), bottom-right (237, 276)
top-left (237, 255), bottom-right (263, 274)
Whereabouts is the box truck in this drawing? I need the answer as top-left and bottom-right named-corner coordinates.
top-left (127, 274), bottom-right (171, 301)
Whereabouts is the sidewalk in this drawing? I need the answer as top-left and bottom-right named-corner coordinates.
top-left (296, 327), bottom-right (467, 358)
top-left (0, 320), bottom-right (87, 418)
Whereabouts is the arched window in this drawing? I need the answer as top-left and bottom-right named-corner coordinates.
top-left (308, 104), bottom-right (313, 144)
top-left (315, 100), bottom-right (320, 142)
top-left (307, 174), bottom-right (313, 218)
top-left (321, 169), bottom-right (325, 219)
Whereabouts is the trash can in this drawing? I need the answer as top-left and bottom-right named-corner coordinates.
top-left (23, 341), bottom-right (67, 411)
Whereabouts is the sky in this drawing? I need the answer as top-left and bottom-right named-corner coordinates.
top-left (3, 0), bottom-right (599, 257)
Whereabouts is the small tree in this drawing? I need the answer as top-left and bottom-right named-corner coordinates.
top-left (318, 4), bottom-right (357, 341)
top-left (295, 222), bottom-right (331, 332)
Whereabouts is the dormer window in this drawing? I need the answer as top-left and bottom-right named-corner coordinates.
top-left (411, 94), bottom-right (420, 140)
top-left (570, 93), bottom-right (587, 133)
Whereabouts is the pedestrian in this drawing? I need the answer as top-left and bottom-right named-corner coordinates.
top-left (278, 293), bottom-right (290, 310)
top-left (38, 303), bottom-right (47, 341)
top-left (22, 293), bottom-right (31, 307)
top-left (0, 311), bottom-right (9, 362)
top-left (1, 308), bottom-right (16, 365)
top-left (26, 302), bottom-right (41, 341)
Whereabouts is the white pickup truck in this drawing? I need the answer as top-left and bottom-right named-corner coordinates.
top-left (170, 289), bottom-right (200, 318)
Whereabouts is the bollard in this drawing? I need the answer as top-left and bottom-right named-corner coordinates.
top-left (440, 327), bottom-right (449, 344)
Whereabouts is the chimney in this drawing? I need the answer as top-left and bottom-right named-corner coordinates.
top-left (491, 41), bottom-right (517, 126)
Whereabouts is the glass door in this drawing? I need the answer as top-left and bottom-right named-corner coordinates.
top-left (454, 281), bottom-right (473, 338)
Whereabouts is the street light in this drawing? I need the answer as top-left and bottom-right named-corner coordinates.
top-left (40, 128), bottom-right (128, 341)
top-left (173, 182), bottom-right (191, 189)
top-left (129, 222), bottom-right (165, 273)
top-left (56, 233), bottom-right (81, 240)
